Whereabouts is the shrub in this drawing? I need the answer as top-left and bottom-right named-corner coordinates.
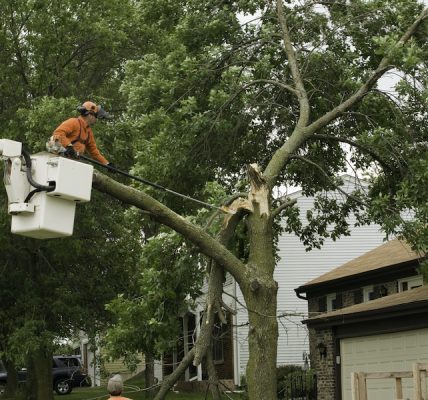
top-left (277, 365), bottom-right (316, 400)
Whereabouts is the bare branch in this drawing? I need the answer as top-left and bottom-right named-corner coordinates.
top-left (289, 155), bottom-right (366, 206)
top-left (309, 133), bottom-right (393, 171)
top-left (271, 198), bottom-right (298, 219)
top-left (248, 79), bottom-right (297, 95)
top-left (264, 7), bottom-right (427, 189)
top-left (195, 202), bottom-right (245, 365)
top-left (305, 7), bottom-right (428, 135)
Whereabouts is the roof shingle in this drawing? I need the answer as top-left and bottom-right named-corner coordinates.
top-left (297, 240), bottom-right (422, 291)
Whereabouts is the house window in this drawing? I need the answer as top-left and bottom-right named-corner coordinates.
top-left (363, 285), bottom-right (375, 302)
top-left (212, 321), bottom-right (225, 364)
top-left (398, 275), bottom-right (423, 292)
top-left (326, 294), bottom-right (336, 312)
top-left (326, 293), bottom-right (342, 312)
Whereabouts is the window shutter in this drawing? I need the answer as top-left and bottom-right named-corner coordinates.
top-left (353, 289), bottom-right (363, 304)
top-left (318, 296), bottom-right (327, 312)
top-left (334, 293), bottom-right (343, 310)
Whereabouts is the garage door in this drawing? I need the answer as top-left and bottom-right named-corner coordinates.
top-left (341, 328), bottom-right (428, 400)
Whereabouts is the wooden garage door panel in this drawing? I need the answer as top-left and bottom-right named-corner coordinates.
top-left (341, 328), bottom-right (428, 400)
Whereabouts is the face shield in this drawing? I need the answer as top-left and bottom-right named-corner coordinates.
top-left (95, 105), bottom-right (112, 120)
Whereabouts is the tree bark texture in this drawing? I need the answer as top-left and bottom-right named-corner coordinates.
top-left (26, 347), bottom-right (53, 400)
top-left (205, 345), bottom-right (222, 400)
top-left (144, 352), bottom-right (157, 399)
top-left (243, 165), bottom-right (279, 400)
top-left (244, 285), bottom-right (278, 400)
top-left (2, 358), bottom-right (18, 398)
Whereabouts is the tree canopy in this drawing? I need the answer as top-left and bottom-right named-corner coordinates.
top-left (0, 1), bottom-right (427, 399)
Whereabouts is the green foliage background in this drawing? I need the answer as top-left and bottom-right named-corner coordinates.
top-left (0, 0), bottom-right (427, 397)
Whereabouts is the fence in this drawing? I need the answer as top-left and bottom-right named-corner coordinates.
top-left (278, 370), bottom-right (317, 400)
top-left (351, 362), bottom-right (428, 400)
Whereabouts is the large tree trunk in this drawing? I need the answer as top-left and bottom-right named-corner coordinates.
top-left (1, 357), bottom-right (18, 399)
top-left (243, 284), bottom-right (278, 400)
top-left (144, 352), bottom-right (157, 399)
top-left (26, 347), bottom-right (53, 400)
top-left (243, 164), bottom-right (278, 400)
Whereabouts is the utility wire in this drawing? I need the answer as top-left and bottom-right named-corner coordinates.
top-left (79, 154), bottom-right (231, 214)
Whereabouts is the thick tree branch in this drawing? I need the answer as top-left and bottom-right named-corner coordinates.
top-left (153, 348), bottom-right (195, 400)
top-left (271, 198), bottom-right (297, 220)
top-left (195, 205), bottom-right (245, 365)
top-left (193, 264), bottom-right (224, 366)
top-left (92, 171), bottom-right (246, 285)
top-left (264, 7), bottom-right (427, 189)
top-left (205, 348), bottom-right (222, 400)
top-left (276, 0), bottom-right (310, 128)
top-left (305, 7), bottom-right (428, 135)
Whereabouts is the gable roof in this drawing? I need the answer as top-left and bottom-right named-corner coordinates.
top-left (296, 240), bottom-right (423, 294)
top-left (305, 284), bottom-right (428, 326)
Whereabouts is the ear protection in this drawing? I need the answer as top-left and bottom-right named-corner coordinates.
top-left (77, 101), bottom-right (99, 117)
top-left (77, 105), bottom-right (89, 116)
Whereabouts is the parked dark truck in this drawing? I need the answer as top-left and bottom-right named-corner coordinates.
top-left (0, 355), bottom-right (90, 395)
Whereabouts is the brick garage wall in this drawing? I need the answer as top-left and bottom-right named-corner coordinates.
top-left (309, 327), bottom-right (336, 400)
top-left (307, 280), bottom-right (399, 399)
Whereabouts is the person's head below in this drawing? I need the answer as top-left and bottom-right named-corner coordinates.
top-left (107, 374), bottom-right (124, 397)
top-left (77, 101), bottom-right (111, 127)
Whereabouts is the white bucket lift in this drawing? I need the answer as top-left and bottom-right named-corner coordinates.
top-left (1, 139), bottom-right (93, 239)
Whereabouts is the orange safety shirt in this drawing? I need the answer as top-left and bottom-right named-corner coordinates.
top-left (109, 397), bottom-right (132, 400)
top-left (52, 116), bottom-right (109, 165)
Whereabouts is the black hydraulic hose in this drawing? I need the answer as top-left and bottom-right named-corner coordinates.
top-left (24, 188), bottom-right (44, 203)
top-left (78, 154), bottom-right (228, 212)
top-left (21, 148), bottom-right (56, 192)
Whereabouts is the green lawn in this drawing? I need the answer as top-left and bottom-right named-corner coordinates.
top-left (54, 387), bottom-right (241, 399)
top-left (53, 375), bottom-right (243, 400)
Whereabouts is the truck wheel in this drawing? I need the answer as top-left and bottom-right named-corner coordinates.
top-left (54, 379), bottom-right (72, 395)
top-left (0, 384), bottom-right (5, 395)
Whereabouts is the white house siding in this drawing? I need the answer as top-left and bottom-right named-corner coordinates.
top-left (235, 176), bottom-right (386, 378)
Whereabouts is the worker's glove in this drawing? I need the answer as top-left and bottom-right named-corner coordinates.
top-left (64, 145), bottom-right (78, 159)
